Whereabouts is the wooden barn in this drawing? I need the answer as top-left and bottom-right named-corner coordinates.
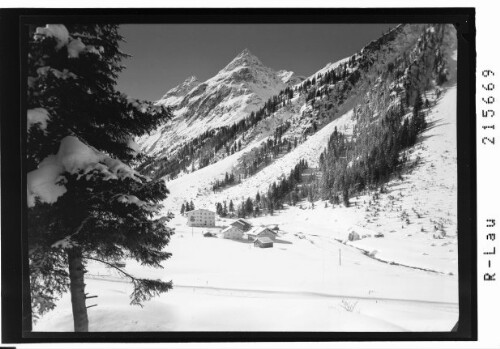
top-left (254, 237), bottom-right (274, 248)
top-left (230, 218), bottom-right (253, 232)
top-left (221, 225), bottom-right (244, 240)
top-left (247, 226), bottom-right (277, 241)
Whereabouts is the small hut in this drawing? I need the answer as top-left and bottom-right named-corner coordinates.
top-left (247, 226), bottom-right (277, 241)
top-left (222, 225), bottom-right (244, 239)
top-left (254, 237), bottom-right (274, 248)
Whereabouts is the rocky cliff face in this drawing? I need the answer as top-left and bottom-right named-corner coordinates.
top-left (140, 49), bottom-right (303, 156)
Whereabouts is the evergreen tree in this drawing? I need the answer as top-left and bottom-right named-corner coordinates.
top-left (190, 200), bottom-right (195, 211)
top-left (412, 91), bottom-right (427, 132)
top-left (245, 197), bottom-right (254, 216)
top-left (229, 199), bottom-right (234, 214)
top-left (180, 203), bottom-right (185, 215)
top-left (343, 188), bottom-right (350, 207)
top-left (27, 24), bottom-right (173, 331)
top-left (223, 201), bottom-right (228, 217)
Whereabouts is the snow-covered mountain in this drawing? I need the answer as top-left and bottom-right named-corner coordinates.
top-left (139, 49), bottom-right (304, 157)
top-left (156, 75), bottom-right (200, 107)
top-left (35, 24), bottom-right (461, 332)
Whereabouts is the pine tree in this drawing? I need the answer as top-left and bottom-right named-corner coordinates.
top-left (190, 200), bottom-right (195, 211)
top-left (413, 91), bottom-right (427, 133)
top-left (343, 188), bottom-right (350, 207)
top-left (223, 201), bottom-right (228, 217)
top-left (27, 24), bottom-right (173, 332)
top-left (245, 197), bottom-right (254, 216)
top-left (180, 203), bottom-right (185, 215)
top-left (229, 199), bottom-right (234, 214)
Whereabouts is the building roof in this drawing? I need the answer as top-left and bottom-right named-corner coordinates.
top-left (221, 226), bottom-right (242, 233)
top-left (254, 237), bottom-right (274, 244)
top-left (186, 209), bottom-right (215, 215)
top-left (247, 226), bottom-right (276, 236)
top-left (237, 218), bottom-right (252, 225)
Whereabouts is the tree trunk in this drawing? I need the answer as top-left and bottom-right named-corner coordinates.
top-left (67, 247), bottom-right (88, 332)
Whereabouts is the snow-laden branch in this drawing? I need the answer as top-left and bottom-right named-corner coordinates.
top-left (83, 256), bottom-right (173, 307)
top-left (34, 24), bottom-right (103, 59)
top-left (84, 256), bottom-right (138, 281)
top-left (27, 108), bottom-right (51, 132)
top-left (27, 135), bottom-right (150, 207)
top-left (50, 216), bottom-right (91, 249)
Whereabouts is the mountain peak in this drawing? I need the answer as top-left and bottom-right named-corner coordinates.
top-left (237, 48), bottom-right (254, 58)
top-left (157, 75), bottom-right (200, 106)
top-left (183, 75), bottom-right (198, 84)
top-left (222, 48), bottom-right (263, 72)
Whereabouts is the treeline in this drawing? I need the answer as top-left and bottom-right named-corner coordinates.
top-left (215, 200), bottom-right (234, 217)
top-left (180, 200), bottom-right (195, 214)
top-left (318, 91), bottom-right (428, 203)
top-left (237, 123), bottom-right (299, 178)
top-left (214, 159), bottom-right (311, 218)
top-left (212, 171), bottom-right (237, 191)
top-left (316, 24), bottom-right (450, 204)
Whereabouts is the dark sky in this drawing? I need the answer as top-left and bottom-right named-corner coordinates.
top-left (116, 23), bottom-right (395, 101)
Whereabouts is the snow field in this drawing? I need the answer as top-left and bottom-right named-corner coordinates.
top-left (34, 277), bottom-right (456, 332)
top-left (35, 84), bottom-right (458, 333)
top-left (35, 215), bottom-right (458, 331)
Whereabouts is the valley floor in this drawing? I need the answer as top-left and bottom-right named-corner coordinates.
top-left (34, 85), bottom-right (458, 332)
top-left (35, 217), bottom-right (457, 332)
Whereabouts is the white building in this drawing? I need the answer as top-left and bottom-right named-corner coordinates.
top-left (186, 209), bottom-right (216, 227)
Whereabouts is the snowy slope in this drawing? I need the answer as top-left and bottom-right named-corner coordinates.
top-left (159, 109), bottom-right (356, 212)
top-left (156, 75), bottom-right (200, 107)
top-left (159, 81), bottom-right (458, 275)
top-left (305, 56), bottom-right (350, 82)
top-left (246, 84), bottom-right (458, 275)
top-left (346, 84), bottom-right (458, 274)
top-left (34, 214), bottom-right (458, 332)
top-left (160, 136), bottom-right (269, 211)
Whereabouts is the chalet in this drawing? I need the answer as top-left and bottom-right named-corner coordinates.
top-left (186, 209), bottom-right (216, 227)
top-left (254, 237), bottom-right (274, 248)
top-left (230, 218), bottom-right (252, 232)
top-left (221, 225), bottom-right (244, 240)
top-left (247, 226), bottom-right (277, 241)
